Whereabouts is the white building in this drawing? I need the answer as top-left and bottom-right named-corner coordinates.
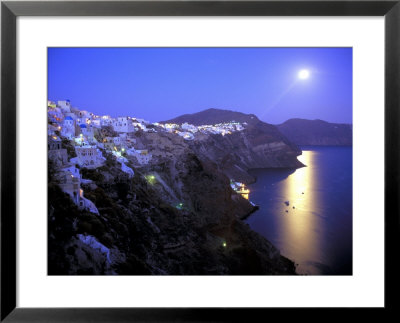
top-left (48, 124), bottom-right (59, 136)
top-left (127, 149), bottom-right (152, 165)
top-left (178, 131), bottom-right (195, 140)
top-left (164, 123), bottom-right (179, 133)
top-left (57, 100), bottom-right (71, 113)
top-left (57, 169), bottom-right (99, 214)
top-left (48, 107), bottom-right (63, 123)
top-left (133, 121), bottom-right (147, 132)
top-left (64, 112), bottom-right (77, 120)
top-left (48, 100), bottom-right (57, 108)
top-left (91, 119), bottom-right (102, 128)
top-left (76, 110), bottom-right (90, 118)
top-left (181, 123), bottom-right (198, 133)
top-left (48, 135), bottom-right (68, 167)
top-left (100, 115), bottom-right (113, 127)
top-left (62, 165), bottom-right (81, 179)
top-left (113, 136), bottom-right (122, 146)
top-left (61, 116), bottom-right (76, 139)
top-left (76, 117), bottom-right (91, 125)
top-left (79, 124), bottom-right (95, 143)
top-left (74, 146), bottom-right (105, 168)
top-left (113, 117), bottom-right (135, 133)
top-left (58, 170), bottom-right (81, 205)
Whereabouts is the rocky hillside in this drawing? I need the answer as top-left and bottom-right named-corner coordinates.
top-left (49, 128), bottom-right (296, 275)
top-left (277, 118), bottom-right (352, 146)
top-left (163, 109), bottom-right (303, 183)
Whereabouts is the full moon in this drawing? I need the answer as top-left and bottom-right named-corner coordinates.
top-left (298, 69), bottom-right (310, 80)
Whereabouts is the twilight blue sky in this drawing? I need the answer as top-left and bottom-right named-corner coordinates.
top-left (48, 48), bottom-right (352, 124)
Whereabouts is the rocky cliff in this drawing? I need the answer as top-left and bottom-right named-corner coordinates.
top-left (49, 136), bottom-right (295, 275)
top-left (164, 108), bottom-right (303, 183)
top-left (277, 118), bottom-right (352, 146)
top-left (49, 109), bottom-right (302, 275)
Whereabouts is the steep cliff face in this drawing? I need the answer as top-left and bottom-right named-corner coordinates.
top-left (49, 109), bottom-right (302, 275)
top-left (277, 119), bottom-right (352, 146)
top-left (49, 143), bottom-right (296, 275)
top-left (164, 109), bottom-right (303, 183)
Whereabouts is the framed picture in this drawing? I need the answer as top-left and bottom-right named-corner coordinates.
top-left (1, 0), bottom-right (399, 321)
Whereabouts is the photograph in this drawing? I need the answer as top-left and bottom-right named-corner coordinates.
top-left (47, 47), bottom-right (352, 276)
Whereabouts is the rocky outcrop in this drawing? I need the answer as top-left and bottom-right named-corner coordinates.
top-left (189, 129), bottom-right (302, 183)
top-left (277, 118), bottom-right (352, 146)
top-left (164, 108), bottom-right (303, 183)
top-left (49, 109), bottom-right (302, 275)
top-left (49, 132), bottom-right (296, 275)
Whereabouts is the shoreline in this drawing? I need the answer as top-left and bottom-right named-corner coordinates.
top-left (240, 204), bottom-right (260, 220)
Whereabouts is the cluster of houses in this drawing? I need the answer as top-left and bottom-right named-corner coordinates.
top-left (154, 121), bottom-right (246, 140)
top-left (48, 99), bottom-right (248, 214)
top-left (48, 100), bottom-right (154, 167)
top-left (48, 99), bottom-right (157, 214)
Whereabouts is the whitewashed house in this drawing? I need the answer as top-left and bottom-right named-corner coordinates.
top-left (79, 124), bottom-right (96, 143)
top-left (58, 170), bottom-right (81, 205)
top-left (164, 123), bottom-right (179, 133)
top-left (77, 110), bottom-right (90, 118)
top-left (76, 117), bottom-right (91, 125)
top-left (48, 107), bottom-right (64, 123)
top-left (113, 117), bottom-right (135, 133)
top-left (57, 169), bottom-right (99, 214)
top-left (48, 124), bottom-right (58, 136)
top-left (61, 116), bottom-right (76, 139)
top-left (112, 136), bottom-right (122, 146)
top-left (91, 118), bottom-right (102, 128)
top-left (133, 121), bottom-right (147, 132)
top-left (58, 100), bottom-right (71, 113)
top-left (62, 165), bottom-right (81, 179)
top-left (100, 115), bottom-right (113, 127)
top-left (178, 132), bottom-right (194, 140)
top-left (64, 112), bottom-right (77, 120)
top-left (74, 146), bottom-right (105, 168)
top-left (127, 149), bottom-right (152, 165)
top-left (48, 100), bottom-right (57, 108)
top-left (48, 135), bottom-right (68, 167)
top-left (181, 123), bottom-right (198, 133)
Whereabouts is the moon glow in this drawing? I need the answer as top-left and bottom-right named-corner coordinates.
top-left (298, 69), bottom-right (310, 80)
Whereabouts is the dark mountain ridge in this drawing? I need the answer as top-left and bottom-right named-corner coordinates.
top-left (277, 118), bottom-right (352, 146)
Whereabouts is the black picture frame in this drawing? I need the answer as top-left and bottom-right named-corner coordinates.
top-left (1, 0), bottom-right (399, 321)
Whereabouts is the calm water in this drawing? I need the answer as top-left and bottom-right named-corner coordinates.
top-left (245, 146), bottom-right (352, 275)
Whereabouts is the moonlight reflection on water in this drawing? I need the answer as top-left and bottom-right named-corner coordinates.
top-left (245, 147), bottom-right (352, 275)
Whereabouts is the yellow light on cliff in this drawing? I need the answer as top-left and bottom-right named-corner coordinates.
top-left (145, 174), bottom-right (156, 185)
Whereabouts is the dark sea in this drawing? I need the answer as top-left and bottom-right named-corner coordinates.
top-left (245, 146), bottom-right (352, 275)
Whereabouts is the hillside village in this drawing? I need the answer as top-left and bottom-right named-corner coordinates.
top-left (48, 100), bottom-right (301, 275)
top-left (48, 99), bottom-right (249, 216)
